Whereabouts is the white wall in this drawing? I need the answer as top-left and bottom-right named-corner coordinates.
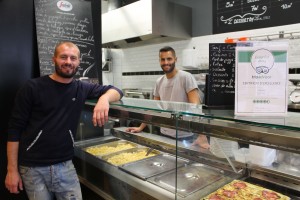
top-left (103, 23), bottom-right (300, 91)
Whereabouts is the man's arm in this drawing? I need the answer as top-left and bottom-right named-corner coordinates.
top-left (5, 141), bottom-right (23, 194)
top-left (126, 123), bottom-right (147, 133)
top-left (187, 88), bottom-right (200, 104)
top-left (187, 89), bottom-right (210, 149)
top-left (154, 96), bottom-right (160, 100)
top-left (93, 88), bottom-right (122, 127)
top-left (126, 96), bottom-right (161, 133)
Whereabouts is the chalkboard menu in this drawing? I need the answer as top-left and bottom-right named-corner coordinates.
top-left (205, 43), bottom-right (236, 108)
top-left (34, 0), bottom-right (98, 81)
top-left (213, 0), bottom-right (300, 34)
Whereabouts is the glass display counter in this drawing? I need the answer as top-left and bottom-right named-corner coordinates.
top-left (73, 98), bottom-right (300, 200)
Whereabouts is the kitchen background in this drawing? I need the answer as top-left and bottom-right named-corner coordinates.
top-left (103, 24), bottom-right (300, 89)
top-left (101, 0), bottom-right (300, 98)
top-left (1, 0), bottom-right (300, 199)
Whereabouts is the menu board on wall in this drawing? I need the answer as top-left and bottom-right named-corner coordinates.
top-left (213, 0), bottom-right (300, 34)
top-left (34, 0), bottom-right (98, 81)
top-left (205, 43), bottom-right (236, 108)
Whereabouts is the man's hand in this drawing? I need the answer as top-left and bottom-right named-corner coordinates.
top-left (126, 123), bottom-right (147, 133)
top-left (93, 88), bottom-right (122, 127)
top-left (93, 96), bottom-right (109, 127)
top-left (192, 135), bottom-right (210, 149)
top-left (126, 127), bottom-right (143, 133)
top-left (5, 170), bottom-right (23, 194)
top-left (6, 141), bottom-right (22, 194)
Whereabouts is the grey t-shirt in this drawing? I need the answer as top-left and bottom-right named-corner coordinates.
top-left (153, 70), bottom-right (199, 138)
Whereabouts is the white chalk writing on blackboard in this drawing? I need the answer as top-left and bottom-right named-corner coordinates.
top-left (281, 3), bottom-right (293, 9)
top-left (220, 6), bottom-right (268, 25)
top-left (34, 0), bottom-right (96, 79)
top-left (214, 0), bottom-right (300, 34)
top-left (209, 43), bottom-right (236, 96)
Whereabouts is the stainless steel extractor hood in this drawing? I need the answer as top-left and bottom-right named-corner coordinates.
top-left (102, 0), bottom-right (192, 48)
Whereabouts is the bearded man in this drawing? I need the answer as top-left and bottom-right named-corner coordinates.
top-left (5, 41), bottom-right (123, 200)
top-left (126, 46), bottom-right (209, 149)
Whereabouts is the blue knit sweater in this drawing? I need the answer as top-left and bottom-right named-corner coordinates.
top-left (7, 75), bottom-right (122, 166)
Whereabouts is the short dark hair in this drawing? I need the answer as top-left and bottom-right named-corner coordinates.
top-left (54, 41), bottom-right (80, 57)
top-left (159, 46), bottom-right (176, 57)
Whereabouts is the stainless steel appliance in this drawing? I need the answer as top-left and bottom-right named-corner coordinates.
top-left (288, 79), bottom-right (300, 111)
top-left (123, 88), bottom-right (153, 99)
top-left (102, 0), bottom-right (192, 48)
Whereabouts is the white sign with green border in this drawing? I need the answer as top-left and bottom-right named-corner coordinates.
top-left (235, 42), bottom-right (288, 116)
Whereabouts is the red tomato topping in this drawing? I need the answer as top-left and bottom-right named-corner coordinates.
top-left (233, 181), bottom-right (247, 189)
top-left (223, 190), bottom-right (237, 198)
top-left (262, 190), bottom-right (280, 199)
top-left (209, 194), bottom-right (224, 200)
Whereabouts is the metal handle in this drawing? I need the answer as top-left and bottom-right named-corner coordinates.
top-left (126, 91), bottom-right (143, 95)
top-left (145, 148), bottom-right (154, 156)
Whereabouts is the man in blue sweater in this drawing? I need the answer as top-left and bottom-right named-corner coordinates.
top-left (5, 41), bottom-right (123, 200)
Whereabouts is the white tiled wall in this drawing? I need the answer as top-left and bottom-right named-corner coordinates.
top-left (103, 23), bottom-right (300, 90)
top-left (102, 49), bottom-right (123, 88)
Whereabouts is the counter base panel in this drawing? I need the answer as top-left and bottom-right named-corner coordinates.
top-left (73, 156), bottom-right (159, 200)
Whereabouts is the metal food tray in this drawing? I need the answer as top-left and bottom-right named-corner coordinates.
top-left (119, 154), bottom-right (189, 180)
top-left (148, 163), bottom-right (224, 197)
top-left (84, 140), bottom-right (138, 158)
top-left (100, 147), bottom-right (161, 166)
top-left (76, 137), bottom-right (120, 149)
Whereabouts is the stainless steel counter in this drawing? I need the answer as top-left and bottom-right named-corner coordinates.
top-left (74, 135), bottom-right (240, 200)
top-left (74, 99), bottom-right (300, 199)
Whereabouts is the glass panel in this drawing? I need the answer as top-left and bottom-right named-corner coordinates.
top-left (273, 149), bottom-right (300, 177)
top-left (81, 98), bottom-right (300, 199)
top-left (87, 98), bottom-right (300, 131)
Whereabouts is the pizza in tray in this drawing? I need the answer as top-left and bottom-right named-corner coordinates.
top-left (202, 180), bottom-right (290, 200)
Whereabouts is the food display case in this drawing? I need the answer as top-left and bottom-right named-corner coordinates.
top-left (74, 98), bottom-right (300, 200)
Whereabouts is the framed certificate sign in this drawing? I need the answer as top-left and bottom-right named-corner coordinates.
top-left (235, 42), bottom-right (288, 116)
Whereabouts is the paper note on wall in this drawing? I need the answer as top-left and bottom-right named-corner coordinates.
top-left (235, 41), bottom-right (288, 116)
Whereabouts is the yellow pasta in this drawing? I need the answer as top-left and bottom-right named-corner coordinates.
top-left (107, 150), bottom-right (156, 165)
top-left (85, 143), bottom-right (135, 156)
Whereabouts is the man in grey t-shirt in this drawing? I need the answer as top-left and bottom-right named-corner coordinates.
top-left (126, 46), bottom-right (209, 149)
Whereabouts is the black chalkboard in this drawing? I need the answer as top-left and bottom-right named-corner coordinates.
top-left (205, 43), bottom-right (236, 108)
top-left (34, 0), bottom-right (98, 81)
top-left (213, 0), bottom-right (300, 34)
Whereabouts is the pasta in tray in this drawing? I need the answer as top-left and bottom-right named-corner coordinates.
top-left (85, 143), bottom-right (135, 156)
top-left (107, 150), bottom-right (157, 166)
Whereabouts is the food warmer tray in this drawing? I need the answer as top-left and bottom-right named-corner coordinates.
top-left (119, 153), bottom-right (190, 180)
top-left (148, 163), bottom-right (226, 197)
top-left (84, 139), bottom-right (138, 158)
top-left (100, 147), bottom-right (161, 166)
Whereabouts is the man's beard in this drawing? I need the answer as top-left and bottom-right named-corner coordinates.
top-left (161, 62), bottom-right (175, 74)
top-left (55, 64), bottom-right (78, 78)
